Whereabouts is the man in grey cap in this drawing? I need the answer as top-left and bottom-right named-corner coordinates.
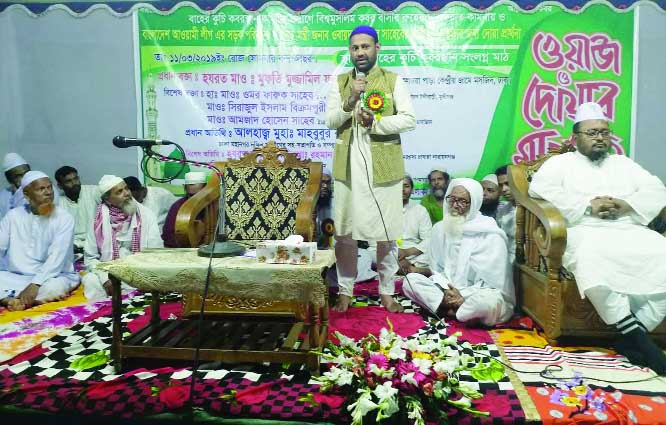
top-left (0, 171), bottom-right (79, 310)
top-left (0, 153), bottom-right (31, 221)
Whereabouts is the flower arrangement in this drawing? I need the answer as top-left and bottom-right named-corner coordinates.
top-left (315, 322), bottom-right (498, 424)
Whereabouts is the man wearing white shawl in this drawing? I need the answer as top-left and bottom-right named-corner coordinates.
top-left (82, 175), bottom-right (162, 300)
top-left (529, 102), bottom-right (666, 374)
top-left (0, 171), bottom-right (80, 310)
top-left (403, 178), bottom-right (515, 326)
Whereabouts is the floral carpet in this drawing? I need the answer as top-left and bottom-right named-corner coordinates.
top-left (0, 284), bottom-right (524, 423)
top-left (1, 279), bottom-right (664, 423)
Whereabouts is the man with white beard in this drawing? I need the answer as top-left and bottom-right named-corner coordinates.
top-left (0, 171), bottom-right (80, 310)
top-left (402, 178), bottom-right (515, 326)
top-left (82, 175), bottom-right (163, 300)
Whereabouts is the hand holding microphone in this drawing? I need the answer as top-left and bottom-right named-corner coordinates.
top-left (344, 71), bottom-right (367, 112)
top-left (351, 71), bottom-right (374, 128)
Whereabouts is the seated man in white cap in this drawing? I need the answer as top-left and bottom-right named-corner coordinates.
top-left (0, 171), bottom-right (80, 311)
top-left (495, 165), bottom-right (516, 263)
top-left (55, 165), bottom-right (101, 252)
top-left (398, 174), bottom-right (432, 274)
top-left (82, 175), bottom-right (163, 300)
top-left (0, 153), bottom-right (31, 221)
top-left (420, 166), bottom-right (450, 224)
top-left (530, 101), bottom-right (666, 374)
top-left (479, 174), bottom-right (503, 220)
top-left (123, 176), bottom-right (177, 230)
top-left (162, 171), bottom-right (208, 248)
top-left (403, 178), bottom-right (515, 326)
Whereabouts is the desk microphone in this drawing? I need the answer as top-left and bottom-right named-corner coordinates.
top-left (112, 136), bottom-right (173, 148)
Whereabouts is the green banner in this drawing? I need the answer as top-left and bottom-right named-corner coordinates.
top-left (136, 3), bottom-right (632, 194)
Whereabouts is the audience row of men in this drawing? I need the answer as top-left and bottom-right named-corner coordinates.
top-left (318, 102), bottom-right (666, 374)
top-left (0, 157), bottom-right (210, 309)
top-left (2, 102), bottom-right (666, 374)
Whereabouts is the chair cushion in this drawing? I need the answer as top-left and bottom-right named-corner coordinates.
top-left (224, 166), bottom-right (310, 240)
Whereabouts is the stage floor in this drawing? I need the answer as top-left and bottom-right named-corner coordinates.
top-left (1, 281), bottom-right (665, 424)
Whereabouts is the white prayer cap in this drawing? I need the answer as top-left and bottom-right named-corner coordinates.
top-left (184, 171), bottom-right (206, 185)
top-left (481, 174), bottom-right (498, 186)
top-left (574, 102), bottom-right (608, 124)
top-left (2, 153), bottom-right (28, 172)
top-left (19, 171), bottom-right (50, 193)
top-left (430, 166), bottom-right (447, 174)
top-left (98, 175), bottom-right (124, 195)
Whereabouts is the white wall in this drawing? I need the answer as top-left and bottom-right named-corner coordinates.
top-left (634, 3), bottom-right (666, 180)
top-left (0, 7), bottom-right (139, 185)
top-left (1, 4), bottom-right (665, 184)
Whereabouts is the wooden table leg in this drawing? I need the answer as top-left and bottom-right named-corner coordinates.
top-left (319, 290), bottom-right (329, 348)
top-left (110, 274), bottom-right (123, 373)
top-left (150, 291), bottom-right (161, 345)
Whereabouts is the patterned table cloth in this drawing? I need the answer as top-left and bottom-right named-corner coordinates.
top-left (96, 248), bottom-right (334, 307)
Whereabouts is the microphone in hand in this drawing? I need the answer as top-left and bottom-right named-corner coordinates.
top-left (112, 136), bottom-right (173, 148)
top-left (355, 71), bottom-right (366, 102)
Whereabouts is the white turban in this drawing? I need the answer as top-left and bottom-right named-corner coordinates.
top-left (444, 178), bottom-right (483, 221)
top-left (19, 171), bottom-right (50, 193)
top-left (574, 102), bottom-right (608, 124)
top-left (481, 174), bottom-right (498, 186)
top-left (3, 153), bottom-right (28, 172)
top-left (184, 171), bottom-right (206, 185)
top-left (98, 175), bottom-right (124, 195)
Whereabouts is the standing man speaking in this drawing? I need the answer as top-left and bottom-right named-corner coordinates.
top-left (325, 25), bottom-right (416, 312)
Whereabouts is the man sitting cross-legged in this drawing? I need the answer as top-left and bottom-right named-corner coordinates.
top-left (0, 171), bottom-right (80, 311)
top-left (403, 178), bottom-right (515, 326)
top-left (82, 175), bottom-right (163, 300)
top-left (530, 102), bottom-right (666, 374)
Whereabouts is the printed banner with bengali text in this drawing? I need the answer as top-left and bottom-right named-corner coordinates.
top-left (136, 2), bottom-right (633, 196)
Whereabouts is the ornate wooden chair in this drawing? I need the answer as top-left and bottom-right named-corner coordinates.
top-left (175, 141), bottom-right (322, 317)
top-left (509, 143), bottom-right (666, 346)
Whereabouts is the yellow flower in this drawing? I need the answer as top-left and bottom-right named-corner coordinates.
top-left (412, 351), bottom-right (432, 360)
top-left (561, 396), bottom-right (582, 407)
top-left (572, 385), bottom-right (588, 396)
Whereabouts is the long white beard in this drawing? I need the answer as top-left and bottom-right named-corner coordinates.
top-left (442, 213), bottom-right (466, 241)
top-left (122, 199), bottom-right (138, 215)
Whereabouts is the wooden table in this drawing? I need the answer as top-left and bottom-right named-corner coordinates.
top-left (99, 249), bottom-right (333, 374)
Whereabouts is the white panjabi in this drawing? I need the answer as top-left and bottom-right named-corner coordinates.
top-left (403, 178), bottom-right (515, 326)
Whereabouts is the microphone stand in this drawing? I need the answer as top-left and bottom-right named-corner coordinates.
top-left (137, 142), bottom-right (243, 420)
top-left (196, 167), bottom-right (245, 257)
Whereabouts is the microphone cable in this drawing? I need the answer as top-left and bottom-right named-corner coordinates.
top-left (121, 139), bottom-right (223, 421)
top-left (350, 97), bottom-right (434, 320)
top-left (141, 143), bottom-right (188, 184)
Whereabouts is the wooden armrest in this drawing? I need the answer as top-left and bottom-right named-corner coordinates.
top-left (175, 172), bottom-right (220, 247)
top-left (509, 165), bottom-right (567, 261)
top-left (295, 163), bottom-right (322, 242)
